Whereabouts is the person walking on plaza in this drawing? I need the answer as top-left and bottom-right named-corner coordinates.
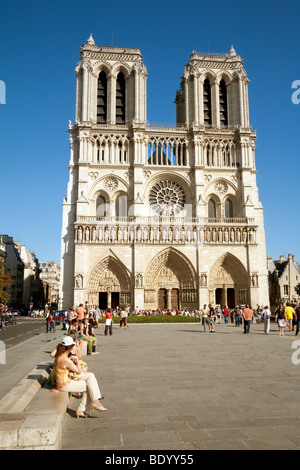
top-left (242, 305), bottom-right (253, 334)
top-left (275, 303), bottom-right (287, 336)
top-left (105, 309), bottom-right (113, 336)
top-left (262, 305), bottom-right (271, 334)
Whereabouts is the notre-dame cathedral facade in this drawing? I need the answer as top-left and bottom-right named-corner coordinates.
top-left (59, 34), bottom-right (269, 311)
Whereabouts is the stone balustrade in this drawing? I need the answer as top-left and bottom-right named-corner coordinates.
top-left (74, 216), bottom-right (257, 245)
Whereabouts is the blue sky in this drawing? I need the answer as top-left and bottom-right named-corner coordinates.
top-left (0, 0), bottom-right (299, 265)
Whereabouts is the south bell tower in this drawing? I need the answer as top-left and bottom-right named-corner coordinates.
top-left (60, 36), bottom-right (269, 311)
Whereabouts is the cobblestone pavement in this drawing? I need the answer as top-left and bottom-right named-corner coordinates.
top-left (61, 320), bottom-right (300, 450)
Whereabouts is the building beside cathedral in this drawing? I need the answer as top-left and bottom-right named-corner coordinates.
top-left (59, 35), bottom-right (269, 311)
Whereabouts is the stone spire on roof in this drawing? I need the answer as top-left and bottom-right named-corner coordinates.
top-left (229, 44), bottom-right (236, 57)
top-left (86, 33), bottom-right (95, 46)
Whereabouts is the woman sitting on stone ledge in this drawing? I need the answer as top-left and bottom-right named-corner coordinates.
top-left (53, 336), bottom-right (107, 418)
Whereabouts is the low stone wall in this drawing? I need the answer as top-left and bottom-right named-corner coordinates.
top-left (0, 363), bottom-right (70, 450)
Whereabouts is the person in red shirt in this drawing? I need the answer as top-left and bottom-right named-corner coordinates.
top-left (242, 305), bottom-right (253, 334)
top-left (223, 306), bottom-right (229, 324)
top-left (105, 309), bottom-right (113, 336)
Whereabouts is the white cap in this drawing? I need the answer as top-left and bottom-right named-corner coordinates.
top-left (61, 336), bottom-right (76, 347)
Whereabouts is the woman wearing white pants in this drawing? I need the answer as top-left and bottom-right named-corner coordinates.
top-left (262, 306), bottom-right (271, 334)
top-left (54, 337), bottom-right (107, 418)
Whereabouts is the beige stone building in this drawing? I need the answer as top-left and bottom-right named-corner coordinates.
top-left (19, 246), bottom-right (41, 306)
top-left (268, 254), bottom-right (300, 308)
top-left (1, 235), bottom-right (24, 305)
top-left (59, 36), bottom-right (269, 311)
top-left (39, 261), bottom-right (60, 305)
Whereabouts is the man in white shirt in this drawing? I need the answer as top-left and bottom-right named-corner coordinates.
top-left (262, 305), bottom-right (271, 334)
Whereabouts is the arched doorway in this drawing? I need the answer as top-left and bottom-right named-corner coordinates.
top-left (209, 253), bottom-right (248, 308)
top-left (144, 248), bottom-right (197, 310)
top-left (87, 256), bottom-right (131, 309)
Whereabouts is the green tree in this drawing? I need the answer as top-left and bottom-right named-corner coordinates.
top-left (0, 264), bottom-right (13, 304)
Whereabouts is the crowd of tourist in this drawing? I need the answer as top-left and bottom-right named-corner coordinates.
top-left (45, 300), bottom-right (300, 420)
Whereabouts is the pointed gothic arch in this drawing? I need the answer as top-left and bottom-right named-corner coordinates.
top-left (87, 256), bottom-right (131, 308)
top-left (144, 247), bottom-right (197, 309)
top-left (209, 252), bottom-right (248, 308)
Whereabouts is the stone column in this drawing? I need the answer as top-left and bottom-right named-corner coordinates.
top-left (107, 290), bottom-right (112, 309)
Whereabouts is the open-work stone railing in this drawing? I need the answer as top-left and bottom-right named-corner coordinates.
top-left (74, 216), bottom-right (257, 245)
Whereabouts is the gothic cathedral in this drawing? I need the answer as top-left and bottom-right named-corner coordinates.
top-left (59, 35), bottom-right (269, 311)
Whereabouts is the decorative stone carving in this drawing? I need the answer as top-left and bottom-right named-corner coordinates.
top-left (89, 171), bottom-right (99, 180)
top-left (214, 180), bottom-right (228, 194)
top-left (104, 176), bottom-right (118, 191)
top-left (135, 273), bottom-right (143, 288)
top-left (149, 180), bottom-right (186, 216)
top-left (251, 273), bottom-right (259, 287)
top-left (200, 273), bottom-right (207, 287)
top-left (75, 274), bottom-right (83, 289)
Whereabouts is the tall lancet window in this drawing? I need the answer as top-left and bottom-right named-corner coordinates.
top-left (225, 198), bottom-right (234, 218)
top-left (96, 195), bottom-right (107, 217)
top-left (219, 79), bottom-right (228, 127)
top-left (208, 198), bottom-right (216, 219)
top-left (116, 72), bottom-right (126, 124)
top-left (97, 71), bottom-right (107, 124)
top-left (203, 78), bottom-right (212, 126)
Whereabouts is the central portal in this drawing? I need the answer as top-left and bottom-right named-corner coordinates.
top-left (158, 288), bottom-right (179, 310)
top-left (144, 248), bottom-right (197, 310)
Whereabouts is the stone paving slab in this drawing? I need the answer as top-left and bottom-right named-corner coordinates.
top-left (60, 321), bottom-right (300, 450)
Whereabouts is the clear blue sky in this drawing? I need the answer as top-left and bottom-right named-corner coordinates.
top-left (0, 0), bottom-right (299, 265)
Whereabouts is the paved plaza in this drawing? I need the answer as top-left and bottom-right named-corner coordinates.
top-left (61, 320), bottom-right (300, 450)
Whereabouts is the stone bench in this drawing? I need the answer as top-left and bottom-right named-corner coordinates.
top-left (0, 362), bottom-right (71, 450)
top-left (0, 339), bottom-right (90, 449)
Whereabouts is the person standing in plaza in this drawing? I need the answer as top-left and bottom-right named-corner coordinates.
top-left (46, 312), bottom-right (53, 333)
top-left (294, 304), bottom-right (300, 336)
top-left (94, 306), bottom-right (102, 328)
top-left (0, 312), bottom-right (5, 331)
top-left (262, 305), bottom-right (271, 334)
top-left (285, 303), bottom-right (295, 332)
top-left (256, 305), bottom-right (263, 323)
top-left (234, 305), bottom-right (242, 327)
top-left (208, 304), bottom-right (216, 333)
top-left (201, 304), bottom-right (210, 332)
top-left (76, 303), bottom-right (86, 321)
top-left (215, 305), bottom-right (222, 323)
top-left (223, 305), bottom-right (229, 324)
top-left (242, 305), bottom-right (253, 334)
top-left (105, 309), bottom-right (113, 336)
top-left (275, 303), bottom-right (287, 336)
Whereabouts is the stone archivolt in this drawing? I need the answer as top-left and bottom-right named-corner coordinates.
top-left (144, 248), bottom-right (198, 308)
top-left (87, 256), bottom-right (131, 307)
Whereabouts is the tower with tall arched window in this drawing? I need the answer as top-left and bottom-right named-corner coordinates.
top-left (59, 36), bottom-right (269, 311)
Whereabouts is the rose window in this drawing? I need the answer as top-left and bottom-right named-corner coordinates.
top-left (149, 180), bottom-right (186, 216)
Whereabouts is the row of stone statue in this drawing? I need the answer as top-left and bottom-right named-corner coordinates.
top-left (75, 224), bottom-right (257, 244)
